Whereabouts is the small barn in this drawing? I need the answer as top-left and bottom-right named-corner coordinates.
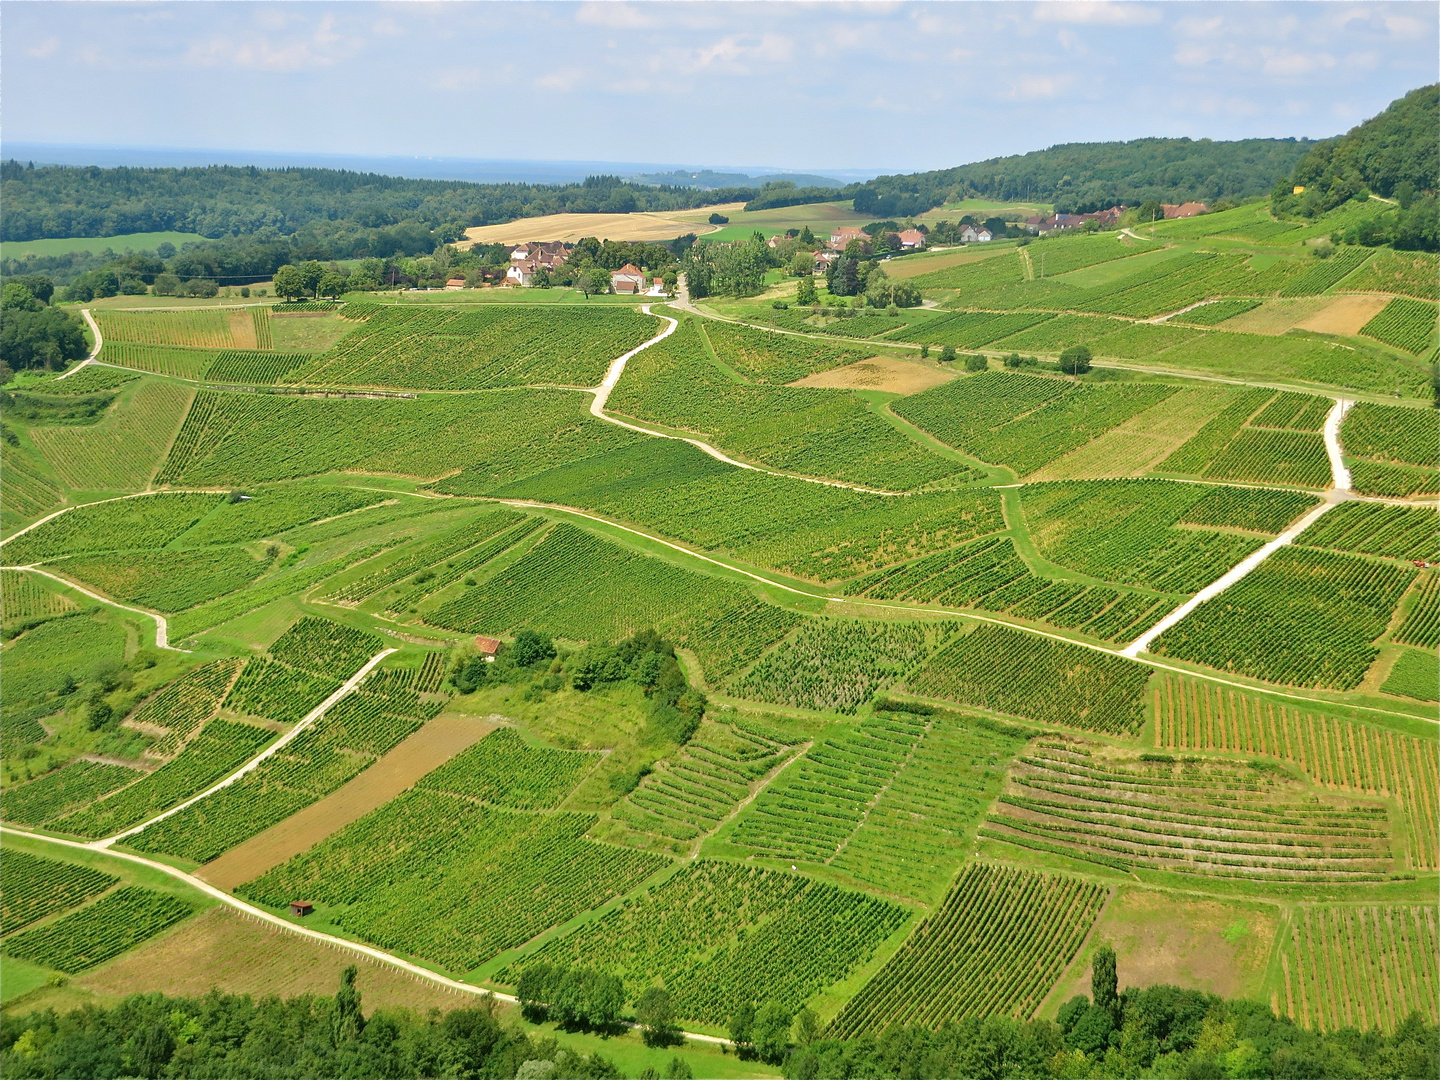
top-left (475, 635), bottom-right (501, 661)
top-left (289, 900), bottom-right (315, 917)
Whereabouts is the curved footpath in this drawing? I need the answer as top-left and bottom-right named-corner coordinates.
top-left (55, 308), bottom-right (103, 379)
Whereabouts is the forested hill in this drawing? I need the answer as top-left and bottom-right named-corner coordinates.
top-left (851, 136), bottom-right (1315, 217)
top-left (1280, 84), bottom-right (1438, 213)
top-left (0, 165), bottom-right (746, 244)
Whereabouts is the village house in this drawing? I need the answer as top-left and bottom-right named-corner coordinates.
top-left (814, 251), bottom-right (837, 272)
top-left (830, 226), bottom-right (868, 250)
top-left (648, 276), bottom-right (668, 297)
top-left (611, 263), bottom-right (646, 294)
top-left (897, 228), bottom-right (926, 249)
top-left (444, 277), bottom-right (467, 290)
top-left (959, 224), bottom-right (993, 243)
top-left (766, 235), bottom-right (784, 249)
top-left (1162, 202), bottom-right (1211, 219)
top-left (475, 635), bottom-right (501, 661)
top-left (505, 260), bottom-right (539, 286)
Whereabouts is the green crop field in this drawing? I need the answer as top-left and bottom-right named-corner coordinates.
top-left (1, 761), bottom-right (143, 827)
top-left (290, 305), bottom-right (659, 389)
top-left (908, 625), bottom-right (1152, 734)
top-left (0, 851), bottom-right (119, 934)
top-left (417, 728), bottom-right (599, 808)
top-left (1383, 648), bottom-right (1439, 702)
top-left (132, 669), bottom-right (443, 862)
top-left (53, 546), bottom-right (273, 612)
top-left (0, 886), bottom-right (194, 973)
top-left (1301, 503), bottom-right (1438, 562)
top-left (1359, 297), bottom-right (1440, 354)
top-left (236, 791), bottom-right (666, 973)
top-left (28, 378), bottom-right (194, 492)
top-left (609, 317), bottom-right (972, 490)
top-left (2, 493), bottom-right (224, 562)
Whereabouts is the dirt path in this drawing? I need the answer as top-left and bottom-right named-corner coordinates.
top-left (588, 303), bottom-right (903, 496)
top-left (198, 713), bottom-right (497, 890)
top-left (1121, 398), bottom-right (1353, 659)
top-left (95, 648), bottom-right (398, 848)
top-left (55, 308), bottom-right (103, 379)
top-left (0, 825), bottom-right (731, 1047)
top-left (3, 564), bottom-right (186, 652)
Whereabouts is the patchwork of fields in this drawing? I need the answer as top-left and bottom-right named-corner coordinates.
top-left (2, 223), bottom-right (1435, 1050)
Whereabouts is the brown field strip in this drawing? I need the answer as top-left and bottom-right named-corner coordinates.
top-left (464, 210), bottom-right (730, 246)
top-left (790, 355), bottom-right (955, 394)
top-left (198, 713), bottom-right (497, 890)
top-left (77, 906), bottom-right (463, 1011)
top-left (1295, 293), bottom-right (1392, 337)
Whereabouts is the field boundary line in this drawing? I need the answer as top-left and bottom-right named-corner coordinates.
top-left (0, 825), bottom-right (730, 1047)
top-left (589, 305), bottom-right (902, 496)
top-left (95, 648), bottom-right (397, 848)
top-left (1, 564), bottom-right (187, 652)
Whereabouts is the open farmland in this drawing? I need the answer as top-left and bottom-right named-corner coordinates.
top-left (3, 178), bottom-right (1438, 1064)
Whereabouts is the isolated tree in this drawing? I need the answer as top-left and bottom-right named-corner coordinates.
top-left (792, 1007), bottom-right (820, 1047)
top-left (965, 353), bottom-right (988, 372)
top-left (636, 987), bottom-right (679, 1047)
top-left (940, 344), bottom-right (957, 364)
top-left (1004, 352), bottom-right (1023, 368)
top-left (1092, 945), bottom-right (1119, 1017)
top-left (920, 343), bottom-right (930, 359)
top-left (795, 276), bottom-right (818, 306)
top-left (1059, 343), bottom-right (1092, 375)
top-left (728, 1003), bottom-right (755, 1054)
top-left (318, 271), bottom-right (348, 299)
top-left (273, 264), bottom-right (307, 301)
top-left (298, 260), bottom-right (326, 297)
top-left (333, 965), bottom-right (365, 1044)
top-left (511, 629), bottom-right (556, 667)
top-left (752, 1001), bottom-right (791, 1064)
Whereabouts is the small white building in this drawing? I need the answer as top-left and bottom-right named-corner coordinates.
top-left (959, 224), bottom-right (993, 243)
top-left (611, 263), bottom-right (646, 295)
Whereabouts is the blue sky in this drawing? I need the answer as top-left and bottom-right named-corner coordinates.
top-left (3, 1), bottom-right (1436, 175)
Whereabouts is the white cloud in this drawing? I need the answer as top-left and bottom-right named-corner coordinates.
top-left (1033, 2), bottom-right (1161, 27)
top-left (538, 70), bottom-right (581, 92)
top-left (1260, 49), bottom-right (1336, 77)
top-left (26, 37), bottom-right (60, 59)
top-left (181, 13), bottom-right (359, 72)
top-left (686, 32), bottom-right (793, 71)
top-left (576, 3), bottom-right (651, 30)
top-left (1384, 13), bottom-right (1427, 36)
top-left (1007, 74), bottom-right (1073, 100)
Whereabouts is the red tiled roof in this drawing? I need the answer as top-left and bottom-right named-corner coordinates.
top-left (475, 635), bottom-right (501, 654)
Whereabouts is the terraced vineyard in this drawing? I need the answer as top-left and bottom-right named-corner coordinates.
top-left (28, 379), bottom-right (194, 491)
top-left (1153, 674), bottom-right (1440, 871)
top-left (984, 742), bottom-right (1394, 880)
top-left (829, 863), bottom-right (1106, 1035)
top-left (124, 659), bottom-right (241, 755)
top-left (1, 761), bottom-right (143, 827)
top-left (615, 719), bottom-right (798, 844)
top-left (1394, 571), bottom-right (1439, 649)
top-left (94, 309), bottom-right (238, 348)
top-left (1359, 297), bottom-right (1439, 354)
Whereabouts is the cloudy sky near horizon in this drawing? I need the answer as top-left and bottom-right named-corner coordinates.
top-left (3, 1), bottom-right (1435, 175)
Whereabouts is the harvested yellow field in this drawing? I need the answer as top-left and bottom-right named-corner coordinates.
top-left (77, 906), bottom-right (463, 1011)
top-left (1296, 293), bottom-right (1393, 336)
top-left (791, 355), bottom-right (954, 394)
top-left (1029, 386), bottom-right (1233, 480)
top-left (464, 205), bottom-right (740, 246)
top-left (886, 246), bottom-right (1014, 281)
top-left (1215, 297), bottom-right (1331, 336)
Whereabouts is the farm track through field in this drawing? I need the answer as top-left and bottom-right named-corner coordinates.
top-left (0, 822), bottom-right (730, 1047)
top-left (588, 305), bottom-right (904, 496)
top-left (56, 308), bottom-right (104, 379)
top-left (1, 564), bottom-right (186, 651)
top-left (1122, 399), bottom-right (1355, 658)
top-left (93, 648), bottom-right (397, 849)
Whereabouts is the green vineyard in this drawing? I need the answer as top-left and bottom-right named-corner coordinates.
top-left (828, 863), bottom-right (1107, 1035)
top-left (417, 728), bottom-right (599, 809)
top-left (0, 886), bottom-right (193, 973)
top-left (0, 851), bottom-right (118, 934)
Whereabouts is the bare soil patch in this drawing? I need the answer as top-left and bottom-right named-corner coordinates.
top-left (885, 246), bottom-right (1014, 281)
top-left (198, 713), bottom-right (495, 890)
top-left (1296, 293), bottom-right (1392, 337)
top-left (78, 906), bottom-right (461, 1010)
top-left (790, 355), bottom-right (955, 395)
top-left (1044, 887), bottom-right (1278, 1011)
top-left (465, 210), bottom-right (728, 246)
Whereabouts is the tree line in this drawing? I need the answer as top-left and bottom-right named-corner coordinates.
top-left (3, 952), bottom-right (1435, 1080)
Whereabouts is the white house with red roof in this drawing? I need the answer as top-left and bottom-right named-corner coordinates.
top-left (611, 263), bottom-right (646, 294)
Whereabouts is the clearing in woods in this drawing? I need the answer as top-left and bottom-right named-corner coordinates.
top-left (197, 713), bottom-right (496, 891)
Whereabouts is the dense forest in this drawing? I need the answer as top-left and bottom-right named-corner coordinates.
top-left (2, 956), bottom-right (1435, 1080)
top-left (850, 137), bottom-right (1315, 217)
top-left (1272, 84), bottom-right (1438, 250)
top-left (0, 166), bottom-right (747, 244)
